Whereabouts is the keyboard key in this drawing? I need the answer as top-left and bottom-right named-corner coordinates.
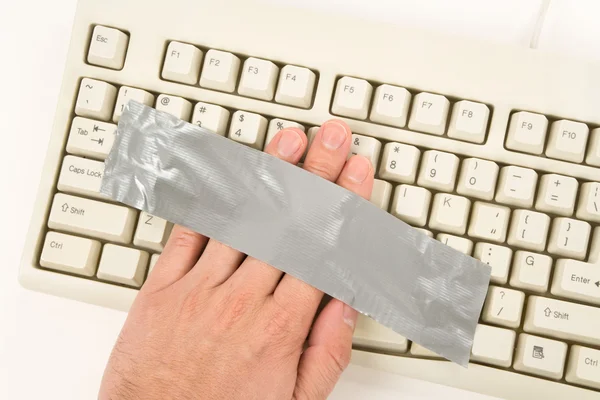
top-left (525, 296), bottom-right (600, 347)
top-left (378, 143), bottom-right (420, 184)
top-left (551, 229), bottom-right (600, 304)
top-left (482, 286), bottom-right (525, 328)
top-left (353, 315), bottom-right (408, 353)
top-left (576, 182), bottom-right (600, 223)
top-left (566, 345), bottom-right (600, 390)
top-left (58, 156), bottom-right (107, 199)
top-left (391, 185), bottom-right (431, 227)
top-left (349, 134), bottom-right (381, 167)
top-left (468, 202), bottom-right (510, 243)
top-left (48, 193), bottom-right (137, 244)
top-left (495, 166), bottom-right (538, 208)
top-left (547, 218), bottom-right (591, 260)
top-left (509, 251), bottom-right (552, 293)
top-left (506, 111), bottom-right (548, 155)
top-left (416, 150), bottom-right (459, 192)
top-left (161, 41), bottom-right (203, 85)
top-left (457, 158), bottom-right (499, 201)
top-left (148, 254), bottom-right (160, 275)
top-left (410, 344), bottom-right (442, 358)
top-left (200, 49), bottom-right (241, 93)
top-left (545, 120), bottom-right (589, 163)
top-left (191, 102), bottom-right (230, 136)
top-left (369, 84), bottom-right (411, 128)
top-left (75, 78), bottom-right (117, 121)
top-left (40, 232), bottom-right (101, 277)
top-left (414, 228), bottom-right (433, 238)
top-left (370, 179), bottom-right (392, 210)
top-left (97, 244), bottom-right (149, 287)
top-left (133, 212), bottom-right (173, 253)
top-left (301, 126), bottom-right (320, 161)
top-left (514, 334), bottom-right (567, 379)
top-left (428, 194), bottom-right (471, 235)
top-left (332, 76), bottom-right (373, 120)
top-left (587, 128), bottom-right (600, 166)
top-left (113, 86), bottom-right (154, 122)
top-left (507, 210), bottom-right (550, 252)
top-left (447, 101), bottom-right (490, 144)
top-left (470, 324), bottom-right (516, 367)
top-left (265, 119), bottom-right (305, 148)
top-left (156, 95), bottom-right (192, 120)
top-left (275, 65), bottom-right (316, 108)
top-left (408, 92), bottom-right (450, 136)
top-left (473, 243), bottom-right (512, 284)
top-left (66, 117), bottom-right (116, 160)
top-left (87, 25), bottom-right (129, 70)
top-left (536, 174), bottom-right (578, 216)
top-left (238, 57), bottom-right (279, 101)
top-left (552, 260), bottom-right (600, 306)
top-left (229, 111), bottom-right (268, 149)
top-left (437, 234), bottom-right (473, 255)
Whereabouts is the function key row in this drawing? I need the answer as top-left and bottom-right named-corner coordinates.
top-left (161, 41), bottom-right (317, 108)
top-left (506, 111), bottom-right (600, 166)
top-left (331, 76), bottom-right (491, 144)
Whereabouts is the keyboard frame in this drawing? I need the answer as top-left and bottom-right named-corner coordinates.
top-left (19, 0), bottom-right (600, 398)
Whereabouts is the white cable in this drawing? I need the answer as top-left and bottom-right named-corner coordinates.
top-left (530, 0), bottom-right (552, 49)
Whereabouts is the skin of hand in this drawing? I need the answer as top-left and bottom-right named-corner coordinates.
top-left (98, 120), bottom-right (375, 400)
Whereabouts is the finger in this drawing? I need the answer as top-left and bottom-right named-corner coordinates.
top-left (303, 119), bottom-right (352, 182)
top-left (226, 127), bottom-right (308, 295)
top-left (293, 299), bottom-right (358, 400)
top-left (184, 240), bottom-right (246, 289)
top-left (274, 153), bottom-right (374, 316)
top-left (330, 155), bottom-right (375, 200)
top-left (143, 225), bottom-right (208, 292)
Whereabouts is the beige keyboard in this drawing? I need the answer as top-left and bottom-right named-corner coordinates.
top-left (19, 0), bottom-right (600, 398)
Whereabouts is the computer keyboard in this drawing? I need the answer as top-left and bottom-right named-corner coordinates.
top-left (19, 0), bottom-right (600, 398)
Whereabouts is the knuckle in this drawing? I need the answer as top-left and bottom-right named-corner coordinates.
top-left (304, 159), bottom-right (338, 181)
top-left (215, 288), bottom-right (257, 329)
top-left (168, 228), bottom-right (202, 250)
top-left (325, 344), bottom-right (351, 375)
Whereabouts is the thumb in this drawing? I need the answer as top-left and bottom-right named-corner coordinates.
top-left (293, 299), bottom-right (358, 400)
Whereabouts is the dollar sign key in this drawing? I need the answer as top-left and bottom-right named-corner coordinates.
top-left (239, 114), bottom-right (245, 122)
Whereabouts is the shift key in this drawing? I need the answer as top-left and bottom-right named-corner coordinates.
top-left (48, 193), bottom-right (137, 243)
top-left (524, 296), bottom-right (600, 347)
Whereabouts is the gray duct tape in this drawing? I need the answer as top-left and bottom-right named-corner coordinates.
top-left (100, 102), bottom-right (491, 366)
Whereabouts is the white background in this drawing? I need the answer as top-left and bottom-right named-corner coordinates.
top-left (2, 0), bottom-right (600, 398)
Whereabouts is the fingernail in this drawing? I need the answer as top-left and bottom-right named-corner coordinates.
top-left (321, 121), bottom-right (348, 150)
top-left (277, 129), bottom-right (303, 157)
top-left (346, 156), bottom-right (371, 183)
top-left (343, 304), bottom-right (358, 330)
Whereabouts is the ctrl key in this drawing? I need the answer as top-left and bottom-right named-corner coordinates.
top-left (566, 345), bottom-right (600, 390)
top-left (40, 232), bottom-right (101, 277)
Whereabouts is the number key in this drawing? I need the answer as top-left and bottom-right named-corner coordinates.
top-left (457, 158), bottom-right (499, 200)
top-left (417, 150), bottom-right (459, 192)
top-left (113, 86), bottom-right (154, 123)
top-left (378, 142), bottom-right (420, 184)
top-left (349, 134), bottom-right (381, 167)
top-left (228, 111), bottom-right (268, 149)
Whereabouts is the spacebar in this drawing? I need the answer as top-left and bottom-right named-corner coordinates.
top-left (524, 296), bottom-right (600, 346)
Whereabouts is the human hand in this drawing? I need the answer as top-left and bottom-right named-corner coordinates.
top-left (99, 120), bottom-right (375, 400)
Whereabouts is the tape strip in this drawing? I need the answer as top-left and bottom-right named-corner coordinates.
top-left (101, 102), bottom-right (491, 366)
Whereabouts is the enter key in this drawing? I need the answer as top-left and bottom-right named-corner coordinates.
top-left (525, 296), bottom-right (600, 347)
top-left (552, 227), bottom-right (600, 305)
